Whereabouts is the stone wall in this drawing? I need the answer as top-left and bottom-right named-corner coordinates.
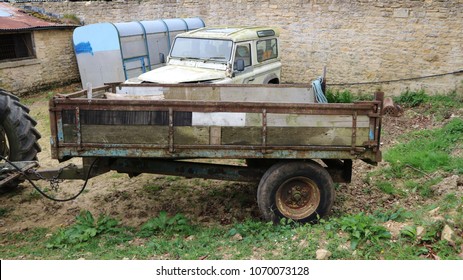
top-left (11, 0), bottom-right (463, 95)
top-left (0, 29), bottom-right (79, 95)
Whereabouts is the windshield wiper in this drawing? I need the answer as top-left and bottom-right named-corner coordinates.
top-left (178, 57), bottom-right (200, 61)
top-left (202, 56), bottom-right (227, 62)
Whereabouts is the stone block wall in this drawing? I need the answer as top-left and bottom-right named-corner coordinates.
top-left (0, 29), bottom-right (79, 95)
top-left (11, 0), bottom-right (463, 95)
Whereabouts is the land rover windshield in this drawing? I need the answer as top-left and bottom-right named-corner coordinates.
top-left (170, 38), bottom-right (233, 62)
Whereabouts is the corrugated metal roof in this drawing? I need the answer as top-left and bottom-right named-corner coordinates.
top-left (0, 3), bottom-right (76, 31)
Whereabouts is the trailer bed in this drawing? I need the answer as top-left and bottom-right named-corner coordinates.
top-left (49, 83), bottom-right (382, 164)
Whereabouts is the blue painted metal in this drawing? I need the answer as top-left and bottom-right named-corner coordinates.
top-left (73, 18), bottom-right (205, 86)
top-left (74, 42), bottom-right (93, 55)
top-left (56, 116), bottom-right (64, 143)
top-left (56, 146), bottom-right (375, 162)
top-left (184, 17), bottom-right (206, 30)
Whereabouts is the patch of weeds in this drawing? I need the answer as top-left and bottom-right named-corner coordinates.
top-left (47, 211), bottom-right (123, 249)
top-left (325, 89), bottom-right (353, 103)
top-left (403, 177), bottom-right (440, 198)
top-left (394, 89), bottom-right (427, 107)
top-left (62, 14), bottom-right (81, 25)
top-left (375, 181), bottom-right (397, 195)
top-left (0, 207), bottom-right (10, 217)
top-left (385, 118), bottom-right (463, 175)
top-left (110, 172), bottom-right (125, 179)
top-left (228, 219), bottom-right (293, 241)
top-left (142, 184), bottom-right (162, 194)
top-left (430, 240), bottom-right (461, 260)
top-left (21, 189), bottom-right (43, 202)
top-left (339, 212), bottom-right (391, 249)
top-left (427, 91), bottom-right (463, 121)
top-left (440, 193), bottom-right (460, 212)
top-left (375, 207), bottom-right (411, 222)
top-left (138, 211), bottom-right (192, 237)
top-left (165, 176), bottom-right (181, 182)
top-left (400, 225), bottom-right (418, 240)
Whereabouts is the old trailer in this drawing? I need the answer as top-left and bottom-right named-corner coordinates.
top-left (0, 84), bottom-right (383, 223)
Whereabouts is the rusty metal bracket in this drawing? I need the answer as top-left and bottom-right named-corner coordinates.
top-left (261, 108), bottom-right (267, 154)
top-left (351, 112), bottom-right (357, 155)
top-left (168, 107), bottom-right (174, 153)
top-left (75, 107), bottom-right (82, 150)
top-left (0, 161), bottom-right (38, 187)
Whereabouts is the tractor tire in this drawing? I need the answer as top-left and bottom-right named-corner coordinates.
top-left (0, 89), bottom-right (41, 188)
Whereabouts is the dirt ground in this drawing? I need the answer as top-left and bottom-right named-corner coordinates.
top-left (0, 87), bottom-right (459, 234)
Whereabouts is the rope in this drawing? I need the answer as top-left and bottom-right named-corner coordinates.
top-left (312, 77), bottom-right (328, 103)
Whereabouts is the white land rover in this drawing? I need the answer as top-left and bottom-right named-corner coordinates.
top-left (125, 26), bottom-right (281, 85)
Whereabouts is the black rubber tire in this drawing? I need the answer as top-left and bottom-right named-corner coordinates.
top-left (257, 161), bottom-right (334, 223)
top-left (0, 89), bottom-right (41, 188)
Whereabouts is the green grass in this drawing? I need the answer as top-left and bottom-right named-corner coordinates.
top-left (1, 206), bottom-right (461, 260)
top-left (384, 118), bottom-right (463, 175)
top-left (325, 89), bottom-right (373, 103)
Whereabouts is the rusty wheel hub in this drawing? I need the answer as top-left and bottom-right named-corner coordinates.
top-left (275, 177), bottom-right (320, 220)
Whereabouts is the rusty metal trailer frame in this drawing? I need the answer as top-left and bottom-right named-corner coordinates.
top-left (41, 83), bottom-right (383, 184)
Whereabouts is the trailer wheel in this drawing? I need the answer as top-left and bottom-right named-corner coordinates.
top-left (0, 89), bottom-right (41, 188)
top-left (257, 161), bottom-right (334, 223)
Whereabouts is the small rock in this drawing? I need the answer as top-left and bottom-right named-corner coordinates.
top-left (186, 235), bottom-right (195, 241)
top-left (316, 249), bottom-right (332, 260)
top-left (428, 207), bottom-right (440, 216)
top-left (441, 225), bottom-right (456, 243)
top-left (298, 239), bottom-right (308, 248)
top-left (78, 258), bottom-right (86, 260)
top-left (431, 215), bottom-right (445, 222)
top-left (416, 226), bottom-right (425, 240)
top-left (45, 233), bottom-right (53, 238)
top-left (231, 233), bottom-right (243, 241)
top-left (122, 257), bottom-right (130, 260)
top-left (432, 176), bottom-right (459, 195)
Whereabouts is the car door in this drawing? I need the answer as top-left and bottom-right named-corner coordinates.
top-left (232, 42), bottom-right (257, 84)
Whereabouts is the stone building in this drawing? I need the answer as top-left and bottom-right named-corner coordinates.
top-left (0, 3), bottom-right (79, 95)
top-left (20, 0), bottom-right (462, 95)
top-left (5, 0), bottom-right (463, 95)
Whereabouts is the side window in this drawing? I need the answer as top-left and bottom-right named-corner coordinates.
top-left (234, 43), bottom-right (251, 67)
top-left (0, 33), bottom-right (35, 62)
top-left (257, 38), bottom-right (277, 62)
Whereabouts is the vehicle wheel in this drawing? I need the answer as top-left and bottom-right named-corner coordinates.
top-left (0, 89), bottom-right (41, 188)
top-left (257, 161), bottom-right (334, 223)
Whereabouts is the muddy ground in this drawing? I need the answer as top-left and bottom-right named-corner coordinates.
top-left (0, 86), bottom-right (459, 234)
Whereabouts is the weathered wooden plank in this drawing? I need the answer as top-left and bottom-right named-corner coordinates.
top-left (219, 87), bottom-right (315, 103)
top-left (191, 113), bottom-right (368, 128)
top-left (116, 85), bottom-right (315, 103)
top-left (164, 87), bottom-right (219, 101)
top-left (220, 127), bottom-right (370, 146)
top-left (221, 127), bottom-right (262, 145)
top-left (267, 127), bottom-right (370, 146)
top-left (210, 126), bottom-right (221, 145)
top-left (265, 114), bottom-right (370, 128)
top-left (192, 112), bottom-right (246, 126)
top-left (174, 127), bottom-right (209, 145)
top-left (65, 124), bottom-right (369, 147)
